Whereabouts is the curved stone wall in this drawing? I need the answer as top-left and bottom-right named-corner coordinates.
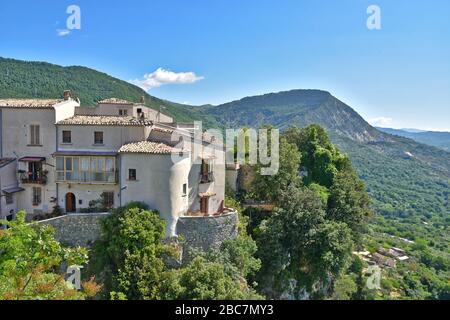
top-left (35, 211), bottom-right (239, 263)
top-left (176, 211), bottom-right (239, 261)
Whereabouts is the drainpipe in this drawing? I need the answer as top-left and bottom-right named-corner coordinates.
top-left (55, 123), bottom-right (59, 210)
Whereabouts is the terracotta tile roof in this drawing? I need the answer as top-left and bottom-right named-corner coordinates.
top-left (0, 158), bottom-right (15, 168)
top-left (98, 98), bottom-right (134, 105)
top-left (151, 127), bottom-right (174, 134)
top-left (119, 141), bottom-right (182, 154)
top-left (57, 116), bottom-right (153, 126)
top-left (0, 99), bottom-right (64, 108)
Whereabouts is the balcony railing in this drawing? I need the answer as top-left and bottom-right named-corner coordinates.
top-left (20, 171), bottom-right (47, 185)
top-left (56, 171), bottom-right (118, 184)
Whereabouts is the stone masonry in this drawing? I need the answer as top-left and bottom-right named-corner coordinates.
top-left (36, 213), bottom-right (110, 247)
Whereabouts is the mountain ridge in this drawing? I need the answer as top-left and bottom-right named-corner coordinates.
top-left (377, 127), bottom-right (450, 151)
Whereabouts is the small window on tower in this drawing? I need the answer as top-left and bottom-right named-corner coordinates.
top-left (62, 130), bottom-right (72, 143)
top-left (182, 183), bottom-right (187, 196)
top-left (128, 169), bottom-right (137, 181)
top-left (94, 131), bottom-right (104, 144)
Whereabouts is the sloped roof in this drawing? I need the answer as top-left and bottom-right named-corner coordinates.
top-left (119, 141), bottom-right (182, 154)
top-left (0, 99), bottom-right (64, 109)
top-left (57, 115), bottom-right (153, 126)
top-left (98, 98), bottom-right (134, 105)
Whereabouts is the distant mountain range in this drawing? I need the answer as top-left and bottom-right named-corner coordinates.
top-left (1, 57), bottom-right (449, 250)
top-left (377, 127), bottom-right (450, 151)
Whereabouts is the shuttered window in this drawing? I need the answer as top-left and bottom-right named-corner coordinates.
top-left (103, 191), bottom-right (114, 208)
top-left (30, 125), bottom-right (40, 145)
top-left (32, 187), bottom-right (42, 205)
top-left (62, 131), bottom-right (72, 143)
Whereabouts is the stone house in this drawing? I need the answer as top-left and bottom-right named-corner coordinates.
top-left (0, 92), bottom-right (230, 236)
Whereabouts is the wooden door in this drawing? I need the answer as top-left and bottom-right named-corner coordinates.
top-left (65, 193), bottom-right (76, 213)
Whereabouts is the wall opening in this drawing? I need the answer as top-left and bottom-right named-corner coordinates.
top-left (65, 192), bottom-right (76, 213)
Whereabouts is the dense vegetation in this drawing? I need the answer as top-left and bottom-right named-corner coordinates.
top-left (243, 125), bottom-right (373, 299)
top-left (89, 202), bottom-right (262, 300)
top-left (0, 212), bottom-right (100, 300)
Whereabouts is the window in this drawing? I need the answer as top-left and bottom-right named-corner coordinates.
top-left (30, 125), bottom-right (40, 145)
top-left (119, 109), bottom-right (128, 116)
top-left (5, 194), bottom-right (13, 205)
top-left (102, 192), bottom-right (114, 208)
top-left (32, 187), bottom-right (42, 205)
top-left (200, 160), bottom-right (213, 183)
top-left (128, 169), bottom-right (137, 181)
top-left (56, 156), bottom-right (116, 183)
top-left (62, 130), bottom-right (72, 143)
top-left (182, 183), bottom-right (187, 196)
top-left (137, 108), bottom-right (142, 114)
top-left (94, 131), bottom-right (103, 144)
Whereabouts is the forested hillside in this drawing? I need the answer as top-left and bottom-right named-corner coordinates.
top-left (0, 57), bottom-right (218, 126)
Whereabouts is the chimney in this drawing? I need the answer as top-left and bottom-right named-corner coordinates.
top-left (140, 96), bottom-right (145, 104)
top-left (63, 90), bottom-right (71, 101)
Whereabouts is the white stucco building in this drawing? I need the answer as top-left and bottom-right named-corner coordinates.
top-left (0, 92), bottom-right (228, 236)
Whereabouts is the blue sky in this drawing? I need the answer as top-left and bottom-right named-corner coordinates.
top-left (0, 0), bottom-right (449, 131)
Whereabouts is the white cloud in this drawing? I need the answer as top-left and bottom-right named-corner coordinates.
top-left (130, 68), bottom-right (204, 91)
top-left (369, 116), bottom-right (393, 127)
top-left (57, 29), bottom-right (71, 37)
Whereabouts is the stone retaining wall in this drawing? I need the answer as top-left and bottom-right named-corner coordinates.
top-left (36, 211), bottom-right (239, 262)
top-left (176, 211), bottom-right (239, 261)
top-left (36, 213), bottom-right (109, 247)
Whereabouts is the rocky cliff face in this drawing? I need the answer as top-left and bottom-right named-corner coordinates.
top-left (207, 89), bottom-right (385, 142)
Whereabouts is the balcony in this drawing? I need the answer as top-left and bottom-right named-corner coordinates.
top-left (20, 171), bottom-right (48, 185)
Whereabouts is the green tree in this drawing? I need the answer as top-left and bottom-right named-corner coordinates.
top-left (92, 203), bottom-right (263, 300)
top-left (256, 186), bottom-right (353, 299)
top-left (327, 170), bottom-right (372, 244)
top-left (172, 256), bottom-right (263, 300)
top-left (91, 204), bottom-right (171, 299)
top-left (284, 125), bottom-right (351, 188)
top-left (0, 211), bottom-right (99, 300)
top-left (331, 275), bottom-right (357, 300)
top-left (251, 137), bottom-right (302, 203)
